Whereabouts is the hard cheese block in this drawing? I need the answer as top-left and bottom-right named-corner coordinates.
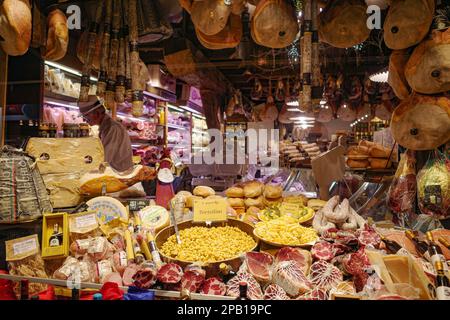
top-left (25, 138), bottom-right (104, 208)
top-left (26, 137), bottom-right (104, 174)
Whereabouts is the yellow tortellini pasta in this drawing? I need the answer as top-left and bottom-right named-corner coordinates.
top-left (255, 216), bottom-right (318, 246)
top-left (160, 226), bottom-right (256, 263)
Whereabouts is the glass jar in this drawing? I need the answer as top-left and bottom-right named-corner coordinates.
top-left (39, 123), bottom-right (50, 138)
top-left (49, 124), bottom-right (57, 138)
top-left (63, 123), bottom-right (80, 138)
top-left (79, 123), bottom-right (90, 137)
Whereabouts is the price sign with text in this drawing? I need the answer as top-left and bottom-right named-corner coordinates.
top-left (193, 199), bottom-right (228, 223)
top-left (280, 202), bottom-right (302, 216)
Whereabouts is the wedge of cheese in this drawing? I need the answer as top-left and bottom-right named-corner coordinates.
top-left (87, 196), bottom-right (129, 224)
top-left (139, 206), bottom-right (170, 233)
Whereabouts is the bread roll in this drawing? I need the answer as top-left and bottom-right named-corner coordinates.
top-left (185, 196), bottom-right (203, 208)
top-left (244, 196), bottom-right (264, 209)
top-left (263, 197), bottom-right (282, 207)
top-left (347, 146), bottom-right (369, 156)
top-left (193, 186), bottom-right (215, 197)
top-left (42, 9), bottom-right (68, 61)
top-left (176, 191), bottom-right (193, 200)
top-left (0, 0), bottom-right (32, 56)
top-left (369, 157), bottom-right (391, 169)
top-left (347, 158), bottom-right (369, 168)
top-left (263, 184), bottom-right (283, 199)
top-left (226, 197), bottom-right (245, 208)
top-left (369, 145), bottom-right (391, 158)
top-left (359, 140), bottom-right (376, 148)
top-left (225, 186), bottom-right (244, 198)
top-left (243, 181), bottom-right (264, 198)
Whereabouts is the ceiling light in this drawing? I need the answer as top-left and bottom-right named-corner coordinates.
top-left (320, 99), bottom-right (327, 105)
top-left (287, 108), bottom-right (305, 112)
top-left (290, 116), bottom-right (316, 121)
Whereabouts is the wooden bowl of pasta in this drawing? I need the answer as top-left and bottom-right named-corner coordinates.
top-left (155, 219), bottom-right (259, 278)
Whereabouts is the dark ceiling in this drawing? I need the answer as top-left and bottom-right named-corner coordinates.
top-left (42, 0), bottom-right (391, 102)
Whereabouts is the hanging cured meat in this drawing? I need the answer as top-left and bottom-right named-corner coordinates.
top-left (129, 0), bottom-right (144, 116)
top-left (195, 14), bottom-right (242, 50)
top-left (391, 94), bottom-right (450, 150)
top-left (136, 0), bottom-right (173, 43)
top-left (77, 24), bottom-right (103, 73)
top-left (42, 9), bottom-right (68, 61)
top-left (79, 1), bottom-right (104, 102)
top-left (251, 0), bottom-right (299, 49)
top-left (191, 0), bottom-right (231, 36)
top-left (0, 0), bottom-right (32, 56)
top-left (405, 28), bottom-right (450, 95)
top-left (383, 0), bottom-right (435, 50)
top-left (337, 104), bottom-right (356, 122)
top-left (317, 106), bottom-right (333, 123)
top-left (300, 0), bottom-right (312, 113)
top-left (318, 0), bottom-right (370, 49)
top-left (388, 50), bottom-right (411, 100)
top-left (97, 0), bottom-right (113, 98)
top-left (260, 80), bottom-right (279, 122)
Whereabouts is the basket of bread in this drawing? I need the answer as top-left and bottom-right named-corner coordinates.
top-left (346, 140), bottom-right (393, 169)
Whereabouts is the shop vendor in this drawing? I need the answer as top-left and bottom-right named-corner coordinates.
top-left (78, 95), bottom-right (133, 172)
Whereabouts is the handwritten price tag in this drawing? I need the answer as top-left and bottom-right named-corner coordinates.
top-left (193, 199), bottom-right (227, 223)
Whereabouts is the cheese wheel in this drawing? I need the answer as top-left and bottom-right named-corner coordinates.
top-left (87, 196), bottom-right (128, 224)
top-left (139, 206), bottom-right (170, 233)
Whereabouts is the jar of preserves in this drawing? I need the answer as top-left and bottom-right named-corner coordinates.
top-left (63, 123), bottom-right (80, 138)
top-left (49, 123), bottom-right (57, 138)
top-left (39, 123), bottom-right (50, 138)
top-left (79, 123), bottom-right (90, 137)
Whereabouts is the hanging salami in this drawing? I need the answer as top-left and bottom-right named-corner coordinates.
top-left (97, 0), bottom-right (112, 98)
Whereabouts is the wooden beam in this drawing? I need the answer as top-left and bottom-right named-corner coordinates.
top-left (0, 49), bottom-right (7, 147)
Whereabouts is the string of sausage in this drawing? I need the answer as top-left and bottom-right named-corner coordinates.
top-left (311, 0), bottom-right (322, 108)
top-left (115, 0), bottom-right (126, 104)
top-left (301, 0), bottom-right (312, 113)
top-left (123, 0), bottom-right (132, 101)
top-left (79, 1), bottom-right (104, 102)
top-left (105, 0), bottom-right (121, 117)
top-left (97, 0), bottom-right (113, 98)
top-left (129, 0), bottom-right (144, 117)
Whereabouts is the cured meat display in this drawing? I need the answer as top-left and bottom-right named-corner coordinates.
top-left (244, 251), bottom-right (273, 283)
top-left (156, 263), bottom-right (183, 284)
top-left (226, 272), bottom-right (263, 300)
top-left (309, 260), bottom-right (343, 291)
top-left (272, 261), bottom-right (313, 297)
top-left (200, 277), bottom-right (227, 296)
top-left (263, 284), bottom-right (290, 300)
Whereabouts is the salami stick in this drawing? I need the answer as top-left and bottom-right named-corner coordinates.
top-left (115, 0), bottom-right (126, 104)
top-left (301, 0), bottom-right (312, 113)
top-left (123, 0), bottom-right (132, 101)
top-left (129, 0), bottom-right (144, 117)
top-left (97, 0), bottom-right (113, 98)
top-left (105, 0), bottom-right (121, 114)
top-left (311, 0), bottom-right (321, 108)
top-left (79, 0), bottom-right (104, 102)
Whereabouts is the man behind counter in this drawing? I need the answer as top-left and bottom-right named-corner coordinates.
top-left (78, 95), bottom-right (133, 172)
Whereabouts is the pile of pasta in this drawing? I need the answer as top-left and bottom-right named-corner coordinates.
top-left (159, 226), bottom-right (256, 263)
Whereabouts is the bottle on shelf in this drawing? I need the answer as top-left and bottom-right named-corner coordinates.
top-left (49, 223), bottom-right (61, 247)
top-left (236, 281), bottom-right (249, 300)
top-left (219, 263), bottom-right (236, 283)
top-left (405, 230), bottom-right (430, 260)
top-left (380, 236), bottom-right (403, 254)
top-left (426, 232), bottom-right (448, 272)
top-left (20, 280), bottom-right (29, 300)
top-left (434, 260), bottom-right (450, 300)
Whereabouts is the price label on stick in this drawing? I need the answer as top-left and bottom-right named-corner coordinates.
top-left (280, 202), bottom-right (302, 217)
top-left (193, 199), bottom-right (228, 223)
